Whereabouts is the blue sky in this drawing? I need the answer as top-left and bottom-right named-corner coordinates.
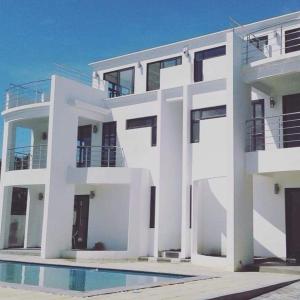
top-left (0, 0), bottom-right (300, 148)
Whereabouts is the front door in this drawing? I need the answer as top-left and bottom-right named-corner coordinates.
top-left (101, 122), bottom-right (117, 167)
top-left (285, 188), bottom-right (300, 259)
top-left (72, 195), bottom-right (90, 249)
top-left (283, 94), bottom-right (300, 148)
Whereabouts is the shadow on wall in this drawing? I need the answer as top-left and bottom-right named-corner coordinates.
top-left (253, 174), bottom-right (286, 258)
top-left (254, 238), bottom-right (281, 258)
top-left (197, 178), bottom-right (227, 257)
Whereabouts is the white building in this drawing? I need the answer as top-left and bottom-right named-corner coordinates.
top-left (1, 11), bottom-right (300, 271)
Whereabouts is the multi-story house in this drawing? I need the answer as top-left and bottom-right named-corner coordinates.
top-left (1, 11), bottom-right (300, 271)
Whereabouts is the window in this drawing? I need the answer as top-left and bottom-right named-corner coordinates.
top-left (126, 116), bottom-right (157, 146)
top-left (147, 56), bottom-right (182, 91)
top-left (191, 105), bottom-right (226, 143)
top-left (11, 187), bottom-right (27, 215)
top-left (250, 36), bottom-right (268, 52)
top-left (285, 27), bottom-right (300, 53)
top-left (194, 46), bottom-right (226, 82)
top-left (250, 100), bottom-right (265, 151)
top-left (149, 186), bottom-right (156, 228)
top-left (103, 67), bottom-right (135, 98)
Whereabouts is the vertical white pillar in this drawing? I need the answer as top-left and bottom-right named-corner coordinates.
top-left (24, 188), bottom-right (31, 249)
top-left (41, 75), bottom-right (78, 258)
top-left (181, 84), bottom-right (192, 258)
top-left (152, 90), bottom-right (163, 257)
top-left (0, 120), bottom-right (16, 249)
top-left (226, 31), bottom-right (253, 271)
top-left (127, 170), bottom-right (150, 257)
top-left (0, 187), bottom-right (12, 249)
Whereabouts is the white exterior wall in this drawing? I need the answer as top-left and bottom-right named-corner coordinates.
top-left (2, 11), bottom-right (300, 270)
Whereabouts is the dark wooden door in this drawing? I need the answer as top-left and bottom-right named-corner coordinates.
top-left (286, 189), bottom-right (300, 259)
top-left (251, 99), bottom-right (265, 151)
top-left (283, 94), bottom-right (300, 148)
top-left (72, 195), bottom-right (90, 249)
top-left (101, 122), bottom-right (116, 167)
top-left (77, 125), bottom-right (92, 167)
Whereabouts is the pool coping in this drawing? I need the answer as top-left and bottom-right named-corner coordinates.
top-left (0, 259), bottom-right (215, 297)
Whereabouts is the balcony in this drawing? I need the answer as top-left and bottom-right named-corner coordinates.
top-left (4, 79), bottom-right (51, 111)
top-left (7, 145), bottom-right (47, 171)
top-left (246, 111), bottom-right (300, 152)
top-left (243, 18), bottom-right (300, 64)
top-left (76, 146), bottom-right (125, 168)
top-left (245, 112), bottom-right (300, 173)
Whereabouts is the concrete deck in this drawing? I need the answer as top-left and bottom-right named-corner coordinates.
top-left (0, 254), bottom-right (298, 299)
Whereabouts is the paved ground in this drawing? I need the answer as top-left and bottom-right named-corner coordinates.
top-left (0, 254), bottom-right (298, 299)
top-left (254, 281), bottom-right (300, 299)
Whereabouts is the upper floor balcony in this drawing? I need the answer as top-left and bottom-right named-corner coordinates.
top-left (4, 79), bottom-right (51, 111)
top-left (245, 111), bottom-right (300, 173)
top-left (76, 146), bottom-right (125, 168)
top-left (7, 145), bottom-right (47, 171)
top-left (243, 18), bottom-right (300, 66)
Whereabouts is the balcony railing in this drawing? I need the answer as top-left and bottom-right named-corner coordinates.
top-left (243, 18), bottom-right (300, 64)
top-left (76, 146), bottom-right (125, 167)
top-left (246, 111), bottom-right (300, 152)
top-left (7, 145), bottom-right (47, 171)
top-left (4, 79), bottom-right (51, 110)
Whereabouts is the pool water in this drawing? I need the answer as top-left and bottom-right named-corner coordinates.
top-left (0, 261), bottom-right (187, 292)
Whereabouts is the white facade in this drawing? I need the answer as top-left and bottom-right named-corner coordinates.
top-left (1, 11), bottom-right (300, 271)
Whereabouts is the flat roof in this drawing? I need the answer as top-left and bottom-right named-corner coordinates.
top-left (89, 10), bottom-right (300, 70)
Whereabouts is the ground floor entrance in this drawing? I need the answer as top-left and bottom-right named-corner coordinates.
top-left (285, 188), bottom-right (300, 260)
top-left (72, 195), bottom-right (90, 250)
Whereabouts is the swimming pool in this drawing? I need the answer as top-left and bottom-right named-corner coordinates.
top-left (0, 260), bottom-right (194, 295)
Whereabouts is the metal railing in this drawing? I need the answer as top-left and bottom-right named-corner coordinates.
top-left (54, 63), bottom-right (92, 86)
top-left (4, 79), bottom-right (51, 110)
top-left (246, 111), bottom-right (300, 152)
top-left (243, 18), bottom-right (300, 64)
top-left (76, 146), bottom-right (125, 167)
top-left (7, 145), bottom-right (47, 170)
top-left (107, 84), bottom-right (132, 98)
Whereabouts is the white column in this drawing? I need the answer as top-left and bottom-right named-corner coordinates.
top-left (41, 75), bottom-right (78, 258)
top-left (127, 170), bottom-right (150, 257)
top-left (180, 84), bottom-right (192, 258)
top-left (0, 187), bottom-right (12, 249)
top-left (226, 31), bottom-right (253, 271)
top-left (0, 120), bottom-right (16, 249)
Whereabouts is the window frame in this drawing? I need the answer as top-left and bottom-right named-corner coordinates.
top-left (126, 116), bottom-right (157, 146)
top-left (194, 45), bottom-right (226, 82)
top-left (103, 66), bottom-right (135, 98)
top-left (190, 105), bottom-right (226, 143)
top-left (149, 186), bottom-right (156, 228)
top-left (146, 56), bottom-right (182, 91)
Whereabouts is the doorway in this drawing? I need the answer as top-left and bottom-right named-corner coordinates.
top-left (8, 187), bottom-right (28, 248)
top-left (77, 125), bottom-right (92, 167)
top-left (101, 122), bottom-right (116, 167)
top-left (282, 94), bottom-right (300, 148)
top-left (251, 99), bottom-right (265, 151)
top-left (72, 195), bottom-right (90, 249)
top-left (285, 188), bottom-right (300, 259)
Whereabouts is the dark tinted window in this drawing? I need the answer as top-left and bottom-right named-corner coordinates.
top-left (126, 116), bottom-right (157, 146)
top-left (285, 27), bottom-right (300, 53)
top-left (191, 105), bottom-right (226, 143)
top-left (194, 46), bottom-right (226, 82)
top-left (149, 186), bottom-right (156, 228)
top-left (147, 57), bottom-right (182, 91)
top-left (11, 187), bottom-right (27, 215)
top-left (104, 67), bottom-right (135, 98)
